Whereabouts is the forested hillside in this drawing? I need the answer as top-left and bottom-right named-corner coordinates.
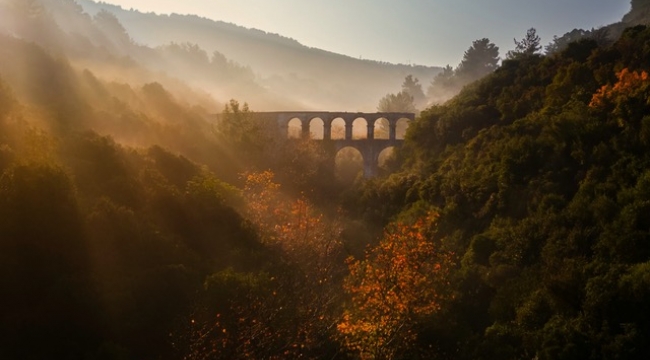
top-left (2, 0), bottom-right (650, 359)
top-left (356, 24), bottom-right (650, 359)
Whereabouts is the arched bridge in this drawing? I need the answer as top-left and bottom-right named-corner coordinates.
top-left (253, 112), bottom-right (415, 178)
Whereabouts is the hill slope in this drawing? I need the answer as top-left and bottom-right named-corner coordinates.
top-left (355, 23), bottom-right (650, 358)
top-left (77, 0), bottom-right (441, 110)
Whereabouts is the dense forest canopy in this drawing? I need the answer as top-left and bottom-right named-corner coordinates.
top-left (2, 0), bottom-right (650, 359)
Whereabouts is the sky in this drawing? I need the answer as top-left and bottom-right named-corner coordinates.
top-left (98, 0), bottom-right (631, 67)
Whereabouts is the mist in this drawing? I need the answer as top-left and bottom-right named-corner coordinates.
top-left (1, 0), bottom-right (446, 117)
top-left (73, 0), bottom-right (441, 111)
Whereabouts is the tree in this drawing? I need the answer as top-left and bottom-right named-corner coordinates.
top-left (242, 170), bottom-right (344, 276)
top-left (545, 29), bottom-right (589, 55)
top-left (93, 9), bottom-right (133, 52)
top-left (507, 28), bottom-right (541, 59)
top-left (185, 170), bottom-right (346, 359)
top-left (427, 64), bottom-right (459, 105)
top-left (0, 163), bottom-right (99, 359)
top-left (213, 99), bottom-right (274, 176)
top-left (455, 38), bottom-right (500, 82)
top-left (401, 75), bottom-right (427, 110)
top-left (426, 38), bottom-right (500, 105)
top-left (377, 91), bottom-right (416, 113)
top-left (337, 214), bottom-right (455, 359)
top-left (589, 68), bottom-right (650, 127)
top-left (623, 0), bottom-right (650, 25)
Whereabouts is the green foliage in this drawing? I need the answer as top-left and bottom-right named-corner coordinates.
top-left (213, 99), bottom-right (275, 178)
top-left (545, 28), bottom-right (608, 55)
top-left (0, 163), bottom-right (101, 359)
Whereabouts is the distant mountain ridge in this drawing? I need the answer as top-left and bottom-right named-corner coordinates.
top-left (622, 0), bottom-right (650, 25)
top-left (77, 0), bottom-right (441, 111)
top-left (547, 0), bottom-right (648, 55)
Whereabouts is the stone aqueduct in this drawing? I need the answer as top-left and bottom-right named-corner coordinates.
top-left (246, 112), bottom-right (415, 178)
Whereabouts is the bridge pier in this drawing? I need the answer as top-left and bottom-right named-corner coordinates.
top-left (367, 119), bottom-right (375, 140)
top-left (345, 123), bottom-right (353, 140)
top-left (363, 146), bottom-right (378, 178)
top-left (324, 122), bottom-right (332, 140)
top-left (389, 122), bottom-right (397, 141)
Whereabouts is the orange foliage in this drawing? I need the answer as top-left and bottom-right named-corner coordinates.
top-left (589, 68), bottom-right (650, 108)
top-left (186, 170), bottom-right (346, 358)
top-left (243, 170), bottom-right (343, 272)
top-left (337, 213), bottom-right (454, 359)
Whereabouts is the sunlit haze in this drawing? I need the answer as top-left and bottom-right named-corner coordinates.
top-left (98, 0), bottom-right (629, 66)
top-left (4, 0), bottom-right (650, 358)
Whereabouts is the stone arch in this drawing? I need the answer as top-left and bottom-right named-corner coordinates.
top-left (396, 117), bottom-right (411, 140)
top-left (331, 117), bottom-right (346, 140)
top-left (335, 146), bottom-right (363, 183)
top-left (378, 146), bottom-right (397, 168)
top-left (352, 117), bottom-right (367, 140)
top-left (309, 117), bottom-right (324, 139)
top-left (373, 117), bottom-right (390, 139)
top-left (287, 117), bottom-right (302, 139)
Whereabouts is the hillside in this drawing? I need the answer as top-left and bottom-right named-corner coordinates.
top-left (354, 22), bottom-right (650, 359)
top-left (547, 0), bottom-right (650, 55)
top-left (77, 0), bottom-right (441, 110)
top-left (622, 0), bottom-right (650, 25)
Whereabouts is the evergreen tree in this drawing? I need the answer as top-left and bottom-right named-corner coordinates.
top-left (401, 75), bottom-right (427, 110)
top-left (427, 64), bottom-right (458, 105)
top-left (456, 38), bottom-right (500, 82)
top-left (507, 27), bottom-right (542, 59)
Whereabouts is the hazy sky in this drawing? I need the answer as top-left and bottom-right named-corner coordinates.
top-left (98, 0), bottom-right (630, 67)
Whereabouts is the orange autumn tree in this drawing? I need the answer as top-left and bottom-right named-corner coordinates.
top-left (337, 214), bottom-right (454, 359)
top-left (589, 68), bottom-right (649, 108)
top-left (243, 170), bottom-right (346, 357)
top-left (184, 170), bottom-right (346, 359)
top-left (242, 170), bottom-right (344, 273)
top-left (589, 68), bottom-right (650, 127)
